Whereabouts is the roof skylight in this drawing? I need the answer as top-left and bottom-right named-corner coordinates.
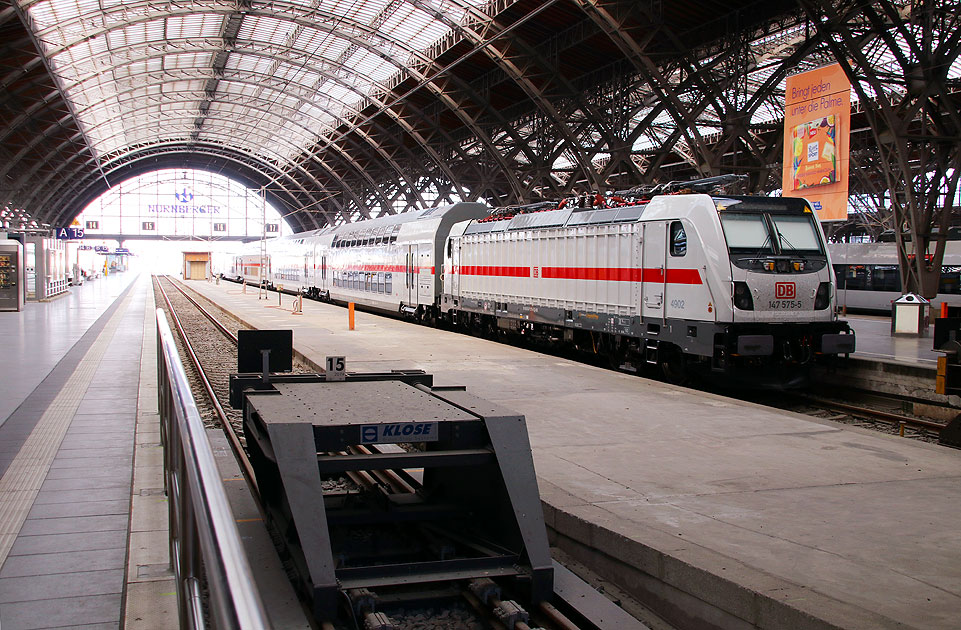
top-left (20, 0), bottom-right (495, 164)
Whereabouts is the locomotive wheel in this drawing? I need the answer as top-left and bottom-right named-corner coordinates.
top-left (659, 345), bottom-right (690, 385)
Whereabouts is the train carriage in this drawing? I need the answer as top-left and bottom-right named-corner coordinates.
top-left (233, 251), bottom-right (265, 284)
top-left (318, 202), bottom-right (488, 315)
top-left (828, 241), bottom-right (961, 313)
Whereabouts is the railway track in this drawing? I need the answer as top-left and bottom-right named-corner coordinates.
top-left (153, 274), bottom-right (258, 492)
top-left (154, 275), bottom-right (656, 630)
top-left (747, 387), bottom-right (954, 445)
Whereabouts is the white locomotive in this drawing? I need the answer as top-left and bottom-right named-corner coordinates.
top-left (217, 187), bottom-right (855, 384)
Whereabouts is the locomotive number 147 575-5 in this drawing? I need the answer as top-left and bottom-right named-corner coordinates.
top-left (769, 300), bottom-right (804, 309)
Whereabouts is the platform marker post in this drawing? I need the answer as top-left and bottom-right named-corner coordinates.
top-left (242, 279), bottom-right (247, 294)
top-left (349, 302), bottom-right (355, 330)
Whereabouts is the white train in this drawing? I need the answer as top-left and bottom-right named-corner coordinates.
top-left (217, 193), bottom-right (855, 384)
top-left (220, 202), bottom-right (489, 314)
top-left (828, 241), bottom-right (961, 313)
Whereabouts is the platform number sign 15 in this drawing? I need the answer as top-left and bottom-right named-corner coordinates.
top-left (325, 356), bottom-right (346, 381)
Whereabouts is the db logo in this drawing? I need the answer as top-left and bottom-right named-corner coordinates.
top-left (775, 282), bottom-right (796, 299)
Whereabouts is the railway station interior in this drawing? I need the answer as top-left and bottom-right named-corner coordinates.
top-left (1, 1), bottom-right (960, 629)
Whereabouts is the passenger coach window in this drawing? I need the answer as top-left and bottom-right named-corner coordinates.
top-left (872, 265), bottom-right (900, 292)
top-left (834, 264), bottom-right (901, 292)
top-left (941, 267), bottom-right (961, 294)
top-left (670, 221), bottom-right (687, 257)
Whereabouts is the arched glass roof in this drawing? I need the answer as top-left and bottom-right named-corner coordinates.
top-left (20, 0), bottom-right (490, 163)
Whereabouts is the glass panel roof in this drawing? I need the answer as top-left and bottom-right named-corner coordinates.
top-left (20, 0), bottom-right (493, 164)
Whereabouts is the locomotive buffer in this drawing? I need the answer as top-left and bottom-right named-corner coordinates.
top-left (230, 338), bottom-right (553, 625)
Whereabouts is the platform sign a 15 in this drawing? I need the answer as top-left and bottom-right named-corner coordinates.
top-left (55, 227), bottom-right (84, 239)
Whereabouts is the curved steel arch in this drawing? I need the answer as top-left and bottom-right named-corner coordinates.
top-left (434, 6), bottom-right (608, 193)
top-left (41, 44), bottom-right (442, 210)
top-left (11, 117), bottom-right (297, 213)
top-left (29, 1), bottom-right (428, 62)
top-left (29, 138), bottom-right (336, 229)
top-left (0, 102), bottom-right (83, 179)
top-left (19, 1), bottom-right (450, 158)
top-left (11, 0), bottom-right (958, 259)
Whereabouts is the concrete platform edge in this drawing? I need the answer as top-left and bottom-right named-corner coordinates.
top-left (124, 277), bottom-right (177, 629)
top-left (541, 491), bottom-right (916, 630)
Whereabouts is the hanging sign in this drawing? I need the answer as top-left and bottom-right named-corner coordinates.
top-left (782, 64), bottom-right (851, 221)
top-left (147, 187), bottom-right (222, 215)
top-left (55, 227), bottom-right (84, 239)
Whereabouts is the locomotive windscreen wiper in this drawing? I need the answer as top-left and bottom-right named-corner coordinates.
top-left (774, 227), bottom-right (797, 253)
top-left (752, 231), bottom-right (774, 261)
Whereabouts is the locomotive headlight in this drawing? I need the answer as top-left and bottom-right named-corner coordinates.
top-left (792, 260), bottom-right (805, 271)
top-left (733, 281), bottom-right (754, 310)
top-left (814, 282), bottom-right (831, 310)
top-left (762, 260), bottom-right (775, 271)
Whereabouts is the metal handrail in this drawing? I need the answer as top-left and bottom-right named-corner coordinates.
top-left (156, 309), bottom-right (271, 630)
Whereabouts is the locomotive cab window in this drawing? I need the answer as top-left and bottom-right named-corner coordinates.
top-left (670, 221), bottom-right (687, 257)
top-left (719, 213), bottom-right (773, 252)
top-left (771, 214), bottom-right (823, 254)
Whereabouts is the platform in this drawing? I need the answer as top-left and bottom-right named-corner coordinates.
top-left (183, 279), bottom-right (961, 630)
top-left (0, 272), bottom-right (139, 429)
top-left (0, 272), bottom-right (180, 629)
top-left (846, 314), bottom-right (940, 368)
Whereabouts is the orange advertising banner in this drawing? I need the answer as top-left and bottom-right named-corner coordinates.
top-left (782, 64), bottom-right (851, 221)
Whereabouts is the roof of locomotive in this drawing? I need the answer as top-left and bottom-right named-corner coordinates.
top-left (462, 194), bottom-right (813, 236)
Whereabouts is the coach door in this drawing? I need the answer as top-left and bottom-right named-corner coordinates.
top-left (449, 239), bottom-right (460, 297)
top-left (320, 253), bottom-right (327, 291)
top-left (641, 221), bottom-right (667, 319)
top-left (406, 244), bottom-right (418, 304)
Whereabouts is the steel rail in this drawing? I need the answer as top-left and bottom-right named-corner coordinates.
top-left (156, 276), bottom-right (259, 497)
top-left (798, 394), bottom-right (948, 435)
top-left (156, 308), bottom-right (271, 630)
top-left (164, 274), bottom-right (239, 342)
